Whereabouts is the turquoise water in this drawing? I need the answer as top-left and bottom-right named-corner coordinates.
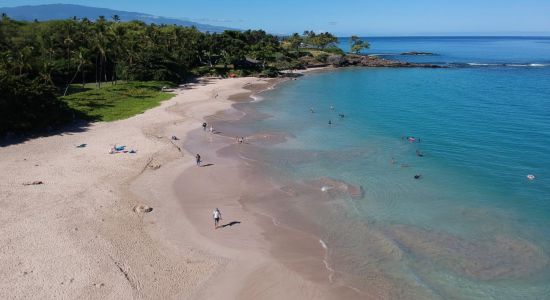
top-left (244, 37), bottom-right (550, 298)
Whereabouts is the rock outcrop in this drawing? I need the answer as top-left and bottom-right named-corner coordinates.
top-left (343, 54), bottom-right (442, 68)
top-left (296, 53), bottom-right (443, 70)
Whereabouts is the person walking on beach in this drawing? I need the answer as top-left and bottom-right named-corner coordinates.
top-left (196, 154), bottom-right (201, 167)
top-left (202, 122), bottom-right (207, 131)
top-left (213, 208), bottom-right (222, 229)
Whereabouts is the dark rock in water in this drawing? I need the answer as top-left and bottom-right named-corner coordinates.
top-left (342, 54), bottom-right (442, 68)
top-left (401, 51), bottom-right (436, 56)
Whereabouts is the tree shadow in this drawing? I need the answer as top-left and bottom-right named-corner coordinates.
top-left (1, 119), bottom-right (93, 147)
top-left (221, 221), bottom-right (241, 228)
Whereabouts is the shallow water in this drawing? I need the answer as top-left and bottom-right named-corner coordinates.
top-left (239, 37), bottom-right (550, 298)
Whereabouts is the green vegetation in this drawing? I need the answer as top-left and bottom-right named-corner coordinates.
top-left (62, 81), bottom-right (175, 122)
top-left (350, 35), bottom-right (370, 54)
top-left (0, 13), bottom-right (366, 135)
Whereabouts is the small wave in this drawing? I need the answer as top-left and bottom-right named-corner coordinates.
top-left (250, 95), bottom-right (264, 102)
top-left (456, 62), bottom-right (550, 68)
top-left (467, 63), bottom-right (500, 66)
top-left (319, 239), bottom-right (335, 283)
top-left (505, 63), bottom-right (548, 67)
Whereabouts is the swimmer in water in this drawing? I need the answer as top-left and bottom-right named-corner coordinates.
top-left (328, 120), bottom-right (332, 125)
top-left (416, 150), bottom-right (424, 157)
top-left (414, 174), bottom-right (422, 179)
top-left (330, 105), bottom-right (334, 110)
top-left (339, 114), bottom-right (345, 118)
top-left (310, 108), bottom-right (315, 113)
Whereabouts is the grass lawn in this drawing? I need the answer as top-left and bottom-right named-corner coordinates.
top-left (62, 81), bottom-right (175, 122)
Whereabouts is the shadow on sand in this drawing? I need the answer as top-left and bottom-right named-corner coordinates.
top-left (221, 221), bottom-right (241, 228)
top-left (1, 119), bottom-right (93, 147)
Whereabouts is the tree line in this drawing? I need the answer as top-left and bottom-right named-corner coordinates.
top-left (0, 14), bottom-right (362, 134)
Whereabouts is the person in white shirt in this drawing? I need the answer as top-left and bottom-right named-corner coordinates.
top-left (213, 208), bottom-right (222, 229)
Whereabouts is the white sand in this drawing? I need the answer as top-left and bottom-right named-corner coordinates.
top-left (0, 76), bottom-right (332, 299)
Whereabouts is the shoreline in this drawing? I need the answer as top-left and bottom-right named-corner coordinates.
top-left (171, 72), bottom-right (379, 299)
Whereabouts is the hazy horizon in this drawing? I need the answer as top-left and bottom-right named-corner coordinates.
top-left (1, 0), bottom-right (550, 36)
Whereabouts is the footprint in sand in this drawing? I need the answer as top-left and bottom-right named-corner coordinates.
top-left (133, 205), bottom-right (153, 213)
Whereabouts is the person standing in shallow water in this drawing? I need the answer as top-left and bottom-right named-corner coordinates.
top-left (196, 154), bottom-right (201, 167)
top-left (213, 208), bottom-right (222, 229)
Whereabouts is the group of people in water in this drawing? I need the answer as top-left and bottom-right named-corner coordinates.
top-left (309, 105), bottom-right (346, 127)
top-left (390, 136), bottom-right (427, 180)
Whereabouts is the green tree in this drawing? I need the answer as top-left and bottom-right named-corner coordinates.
top-left (349, 35), bottom-right (370, 54)
top-left (286, 33), bottom-right (303, 53)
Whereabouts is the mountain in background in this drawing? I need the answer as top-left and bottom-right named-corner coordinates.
top-left (0, 4), bottom-right (234, 32)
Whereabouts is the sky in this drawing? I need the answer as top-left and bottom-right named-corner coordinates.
top-left (1, 0), bottom-right (550, 36)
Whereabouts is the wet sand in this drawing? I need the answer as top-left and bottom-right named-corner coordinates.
top-left (173, 78), bottom-right (387, 299)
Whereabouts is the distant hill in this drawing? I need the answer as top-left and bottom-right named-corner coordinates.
top-left (0, 4), bottom-right (234, 32)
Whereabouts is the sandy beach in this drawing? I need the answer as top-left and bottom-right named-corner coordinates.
top-left (0, 72), bottom-right (353, 299)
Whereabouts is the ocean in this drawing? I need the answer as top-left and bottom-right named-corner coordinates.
top-left (241, 37), bottom-right (550, 298)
